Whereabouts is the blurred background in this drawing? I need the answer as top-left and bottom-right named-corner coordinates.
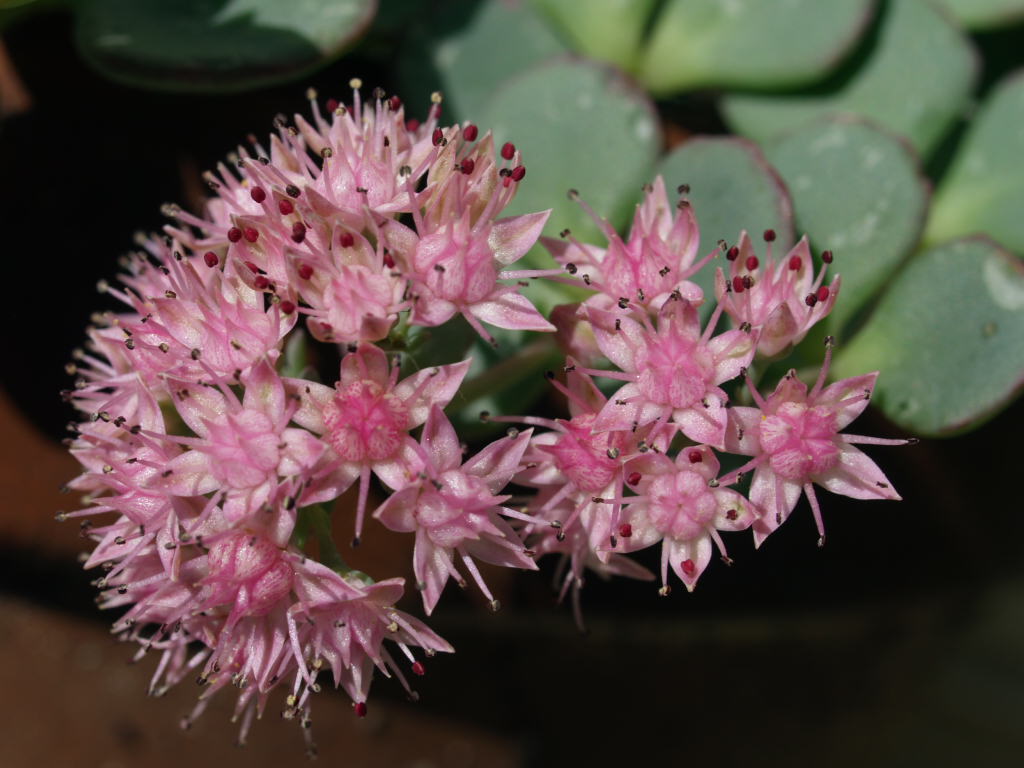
top-left (1, 1), bottom-right (1023, 766)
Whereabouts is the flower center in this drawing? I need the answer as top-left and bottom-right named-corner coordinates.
top-left (645, 470), bottom-right (716, 540)
top-left (323, 380), bottom-right (410, 462)
top-left (636, 332), bottom-right (712, 409)
top-left (759, 402), bottom-right (840, 481)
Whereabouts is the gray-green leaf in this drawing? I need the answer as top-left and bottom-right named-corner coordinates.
top-left (834, 238), bottom-right (1024, 436)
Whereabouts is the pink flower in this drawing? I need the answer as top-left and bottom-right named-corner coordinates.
top-left (723, 340), bottom-right (909, 546)
top-left (154, 359), bottom-right (325, 524)
top-left (617, 446), bottom-right (756, 591)
top-left (374, 406), bottom-right (537, 614)
top-left (714, 231), bottom-right (840, 357)
top-left (288, 563), bottom-right (453, 720)
top-left (543, 177), bottom-right (714, 311)
top-left (286, 343), bottom-right (471, 542)
top-left (585, 297), bottom-right (756, 448)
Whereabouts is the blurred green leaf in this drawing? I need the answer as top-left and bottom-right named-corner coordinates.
top-left (74, 0), bottom-right (377, 92)
top-left (640, 0), bottom-right (875, 94)
top-left (722, 0), bottom-right (978, 157)
top-left (531, 0), bottom-right (656, 73)
top-left (933, 0), bottom-right (1024, 30)
top-left (765, 119), bottom-right (929, 336)
top-left (924, 71), bottom-right (1024, 254)
top-left (483, 58), bottom-right (661, 252)
top-left (656, 136), bottom-right (794, 312)
top-left (834, 238), bottom-right (1024, 436)
top-left (396, 0), bottom-right (568, 124)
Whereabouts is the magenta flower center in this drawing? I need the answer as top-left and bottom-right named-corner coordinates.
top-left (323, 380), bottom-right (410, 462)
top-left (759, 402), bottom-right (840, 481)
top-left (645, 470), bottom-right (716, 540)
top-left (205, 533), bottom-right (293, 617)
top-left (636, 332), bottom-right (713, 409)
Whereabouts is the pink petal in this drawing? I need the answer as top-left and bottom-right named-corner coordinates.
top-left (374, 486), bottom-right (420, 533)
top-left (749, 468), bottom-right (801, 547)
top-left (339, 343), bottom-right (390, 388)
top-left (815, 372), bottom-right (878, 430)
top-left (394, 359), bottom-right (472, 428)
top-left (585, 306), bottom-right (644, 373)
top-left (463, 429), bottom-right (532, 494)
top-left (489, 210), bottom-right (551, 265)
top-left (469, 287), bottom-right (555, 332)
top-left (816, 444), bottom-right (902, 501)
top-left (673, 392), bottom-right (728, 449)
top-left (712, 488), bottom-right (757, 531)
top-left (592, 383), bottom-right (669, 432)
top-left (242, 358), bottom-right (286, 420)
top-left (411, 293), bottom-right (457, 327)
top-left (414, 533), bottom-right (451, 615)
top-left (421, 406), bottom-right (462, 472)
top-left (666, 536), bottom-right (713, 591)
top-left (160, 451), bottom-right (219, 496)
top-left (723, 406), bottom-right (762, 456)
top-left (709, 329), bottom-right (756, 384)
top-left (284, 378), bottom-right (333, 434)
top-left (465, 517), bottom-right (537, 570)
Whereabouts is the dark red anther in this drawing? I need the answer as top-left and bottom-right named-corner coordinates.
top-left (732, 275), bottom-right (745, 293)
top-left (227, 227), bottom-right (243, 243)
top-left (742, 275), bottom-right (754, 289)
top-left (618, 523), bottom-right (633, 538)
top-left (788, 254), bottom-right (802, 271)
top-left (432, 128), bottom-right (444, 146)
top-left (687, 449), bottom-right (703, 464)
top-left (511, 166), bottom-right (526, 182)
top-left (203, 251), bottom-right (219, 268)
top-left (297, 263), bottom-right (313, 280)
top-left (805, 293), bottom-right (818, 307)
top-left (821, 249), bottom-right (834, 264)
top-left (817, 285), bottom-right (830, 303)
top-left (354, 702), bottom-right (367, 718)
top-left (326, 98), bottom-right (339, 112)
top-left (244, 261), bottom-right (260, 274)
top-left (250, 187), bottom-right (266, 204)
top-left (501, 142), bottom-right (515, 160)
top-left (254, 275), bottom-right (270, 290)
top-left (463, 124), bottom-right (478, 142)
top-left (412, 661), bottom-right (425, 676)
top-left (243, 227), bottom-right (259, 243)
top-left (763, 229), bottom-right (776, 242)
top-left (383, 252), bottom-right (395, 269)
top-left (627, 471), bottom-right (641, 486)
top-left (278, 199), bottom-right (294, 215)
top-left (726, 509), bottom-right (738, 521)
top-left (681, 559), bottom-right (696, 576)
top-left (279, 300), bottom-right (296, 315)
top-left (388, 95), bottom-right (402, 111)
top-left (460, 158), bottom-right (475, 175)
top-left (745, 255), bottom-right (759, 271)
top-left (291, 222), bottom-right (306, 243)
top-left (406, 118), bottom-right (420, 132)
top-left (286, 184), bottom-right (301, 198)
top-left (339, 232), bottom-right (354, 248)
top-left (726, 246), bottom-right (739, 261)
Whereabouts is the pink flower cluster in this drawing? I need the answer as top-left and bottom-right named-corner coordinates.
top-left (62, 85), bottom-right (909, 749)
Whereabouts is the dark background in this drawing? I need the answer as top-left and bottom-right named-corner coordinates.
top-left (2, 8), bottom-right (1023, 768)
